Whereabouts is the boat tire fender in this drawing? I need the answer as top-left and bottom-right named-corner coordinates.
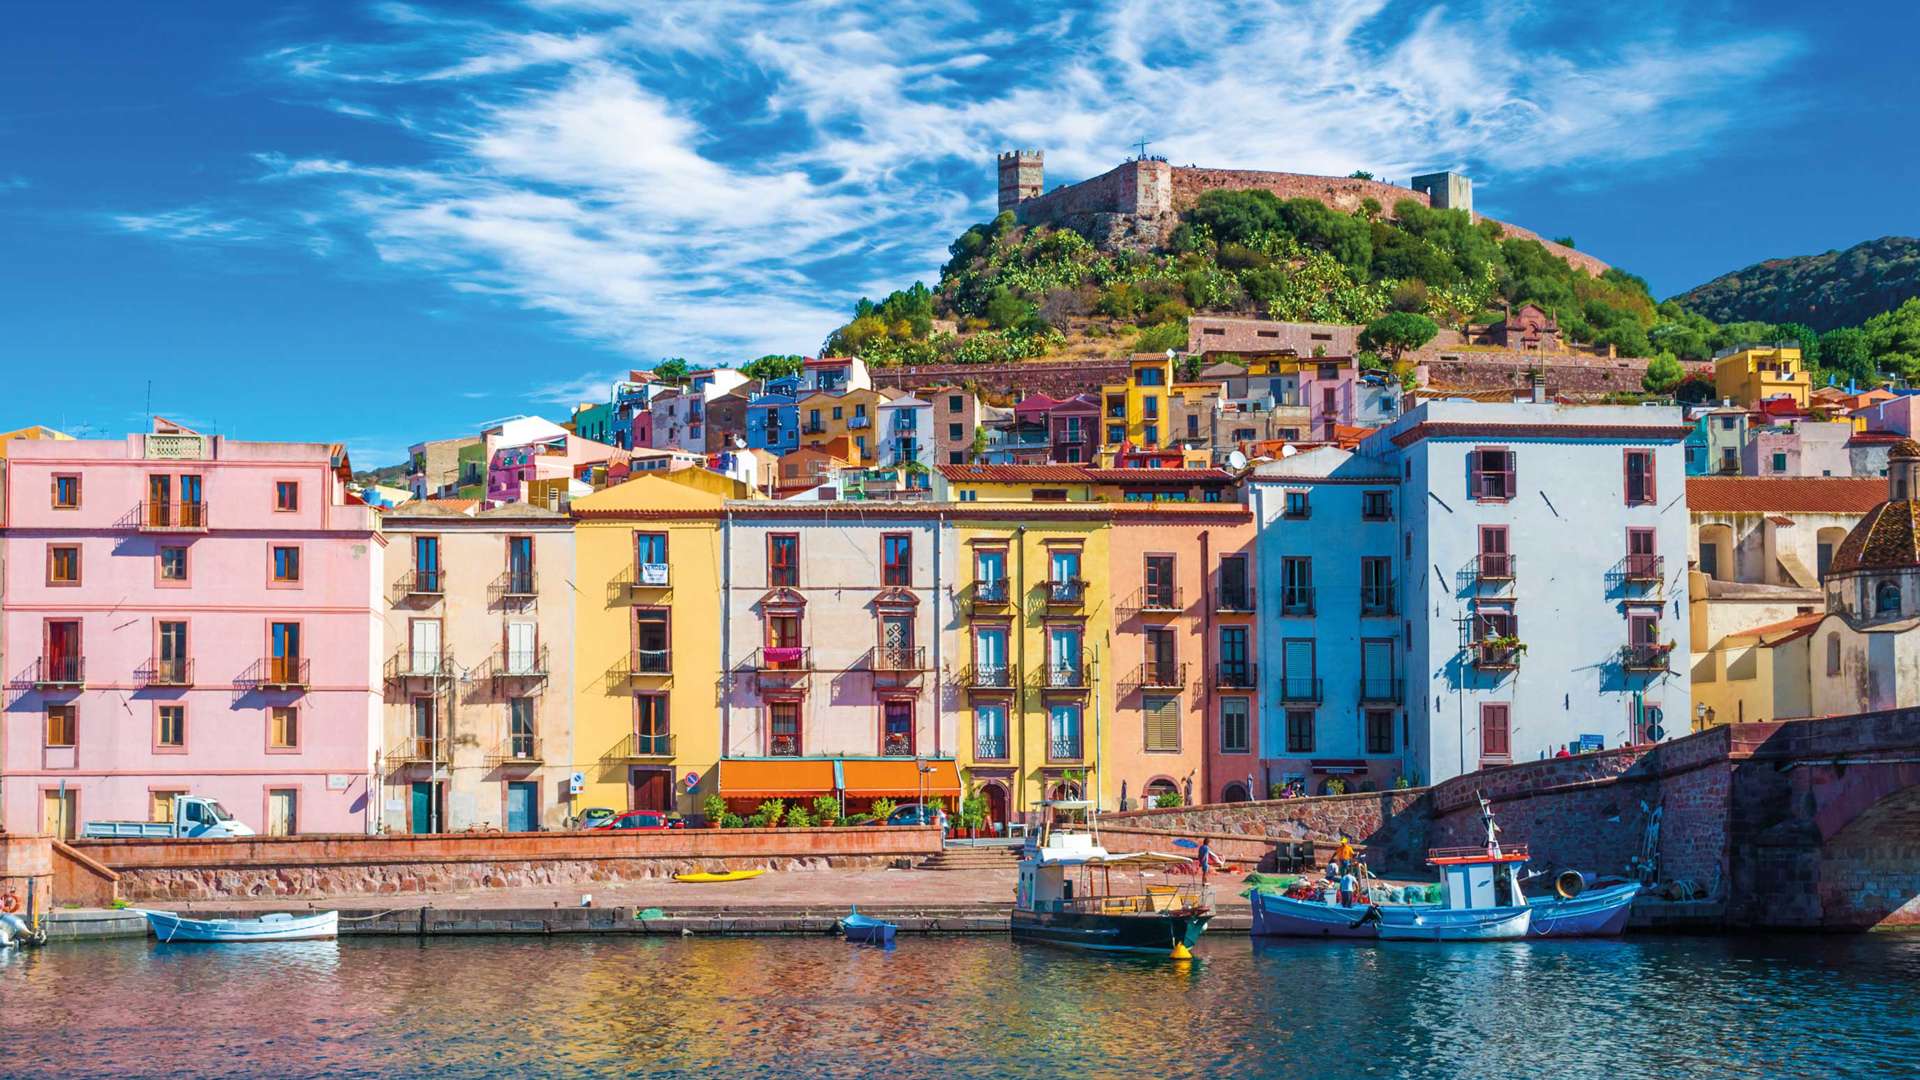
top-left (0, 892), bottom-right (17, 913)
top-left (1554, 871), bottom-right (1590, 900)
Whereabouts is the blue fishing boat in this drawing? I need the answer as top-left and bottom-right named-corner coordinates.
top-left (143, 909), bottom-right (338, 943)
top-left (1528, 881), bottom-right (1641, 937)
top-left (838, 907), bottom-right (897, 946)
top-left (1249, 890), bottom-right (1380, 938)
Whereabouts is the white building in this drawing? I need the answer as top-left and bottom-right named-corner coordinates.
top-left (1350, 401), bottom-right (1694, 784)
top-left (1809, 439), bottom-right (1920, 714)
top-left (1248, 447), bottom-right (1404, 794)
top-left (876, 392), bottom-right (935, 472)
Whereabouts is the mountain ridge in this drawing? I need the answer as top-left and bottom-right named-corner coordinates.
top-left (1676, 236), bottom-right (1920, 332)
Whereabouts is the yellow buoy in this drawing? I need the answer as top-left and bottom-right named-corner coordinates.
top-left (1169, 942), bottom-right (1193, 960)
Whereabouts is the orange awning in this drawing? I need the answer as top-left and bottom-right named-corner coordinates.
top-left (840, 759), bottom-right (961, 798)
top-left (718, 759), bottom-right (836, 798)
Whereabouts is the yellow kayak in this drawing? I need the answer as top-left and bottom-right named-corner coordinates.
top-left (673, 869), bottom-right (766, 883)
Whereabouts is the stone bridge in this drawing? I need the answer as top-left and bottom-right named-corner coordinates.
top-left (1109, 711), bottom-right (1920, 930)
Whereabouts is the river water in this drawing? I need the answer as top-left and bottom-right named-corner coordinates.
top-left (4, 933), bottom-right (1917, 1078)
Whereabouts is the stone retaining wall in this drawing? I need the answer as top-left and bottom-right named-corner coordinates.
top-left (76, 826), bottom-right (942, 903)
top-left (0, 833), bottom-right (53, 913)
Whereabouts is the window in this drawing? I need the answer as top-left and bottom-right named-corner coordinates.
top-left (1219, 555), bottom-right (1251, 611)
top-left (1361, 557), bottom-right (1393, 613)
top-left (1283, 490), bottom-right (1310, 518)
top-left (1474, 600), bottom-right (1517, 644)
top-left (1470, 447), bottom-right (1515, 500)
top-left (46, 705), bottom-right (76, 748)
top-left (973, 704), bottom-right (1008, 760)
top-left (275, 481), bottom-right (299, 512)
top-left (636, 694), bottom-right (670, 755)
top-left (1107, 395), bottom-right (1127, 419)
top-left (1048, 703), bottom-right (1083, 760)
top-left (882, 534), bottom-right (912, 586)
top-left (883, 700), bottom-right (914, 756)
top-left (1699, 541), bottom-right (1720, 580)
top-left (1143, 424), bottom-right (1159, 446)
top-left (1362, 490), bottom-right (1391, 520)
top-left (507, 536), bottom-right (535, 593)
top-left (958, 488), bottom-right (976, 500)
top-left (1034, 488), bottom-right (1068, 502)
top-left (974, 548), bottom-right (1008, 599)
top-left (768, 534), bottom-right (799, 586)
top-left (1138, 367), bottom-right (1165, 387)
top-left (636, 532), bottom-right (668, 582)
top-left (1876, 580), bottom-right (1901, 617)
top-left (267, 789), bottom-right (297, 837)
top-left (270, 706), bottom-right (299, 749)
top-left (1281, 638), bottom-right (1315, 701)
top-left (948, 395), bottom-right (963, 412)
top-left (1219, 626), bottom-right (1250, 686)
top-left (1770, 451), bottom-right (1788, 474)
top-left (413, 536), bottom-right (441, 592)
top-left (1048, 548), bottom-right (1083, 599)
top-left (770, 702), bottom-right (801, 755)
top-left (635, 610), bottom-right (671, 673)
top-left (158, 705), bottom-right (186, 749)
top-left (1624, 449), bottom-right (1656, 505)
top-left (1143, 627), bottom-right (1176, 684)
top-left (1827, 633), bottom-right (1841, 676)
top-left (1719, 416), bottom-right (1735, 431)
top-left (1479, 526), bottom-right (1511, 578)
top-left (948, 423), bottom-right (963, 440)
top-left (1107, 424), bottom-right (1125, 445)
top-left (157, 621), bottom-right (188, 683)
top-left (1220, 698), bottom-right (1251, 753)
top-left (832, 406), bottom-right (844, 421)
top-left (1143, 695), bottom-right (1180, 752)
top-left (49, 545), bottom-right (80, 585)
top-left (52, 474), bottom-right (81, 509)
top-left (1280, 557), bottom-right (1313, 614)
top-left (159, 545), bottom-right (188, 582)
top-left (1480, 703), bottom-right (1511, 763)
top-left (271, 545), bottom-right (301, 583)
top-left (1186, 413), bottom-right (1199, 439)
top-left (1285, 709), bottom-right (1315, 754)
top-left (1143, 555), bottom-right (1176, 608)
top-left (1366, 709), bottom-right (1394, 754)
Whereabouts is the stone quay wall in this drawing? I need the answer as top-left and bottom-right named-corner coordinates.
top-left (1103, 789), bottom-right (1433, 869)
top-left (0, 833), bottom-right (54, 914)
top-left (75, 826), bottom-right (943, 903)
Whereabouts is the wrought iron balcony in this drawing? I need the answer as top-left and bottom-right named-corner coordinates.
top-left (752, 647), bottom-right (810, 690)
top-left (968, 579), bottom-right (1011, 609)
top-left (1471, 554), bottom-right (1516, 584)
top-left (1215, 587), bottom-right (1256, 614)
top-left (138, 657), bottom-right (193, 687)
top-left (252, 656), bottom-right (311, 690)
top-left (1620, 554), bottom-right (1665, 584)
top-left (1048, 735), bottom-right (1084, 762)
top-left (802, 422), bottom-right (827, 434)
top-left (486, 736), bottom-right (543, 768)
top-left (1620, 643), bottom-right (1674, 673)
top-left (387, 733), bottom-right (448, 765)
top-left (770, 733), bottom-right (801, 756)
top-left (1360, 582), bottom-right (1397, 615)
top-left (1279, 586), bottom-right (1315, 616)
top-left (607, 562), bottom-right (673, 603)
top-left (1119, 586), bottom-right (1183, 619)
top-left (27, 657), bottom-right (85, 689)
top-left (973, 734), bottom-right (1008, 760)
top-left (1473, 641), bottom-right (1523, 671)
top-left (490, 570), bottom-right (538, 601)
top-left (134, 501), bottom-right (209, 532)
top-left (1035, 654), bottom-right (1091, 691)
top-left (1277, 676), bottom-right (1323, 703)
top-left (610, 732), bottom-right (676, 761)
top-left (882, 732), bottom-right (915, 757)
top-left (1213, 662), bottom-right (1257, 690)
top-left (1124, 661), bottom-right (1187, 693)
top-left (962, 663), bottom-right (1015, 690)
top-left (490, 645), bottom-right (549, 689)
top-left (869, 646), bottom-right (926, 686)
top-left (385, 649), bottom-right (453, 685)
top-left (1045, 578), bottom-right (1087, 608)
top-left (848, 415), bottom-right (871, 429)
top-left (631, 648), bottom-right (673, 677)
top-left (395, 569), bottom-right (446, 599)
top-left (1358, 677), bottom-right (1403, 703)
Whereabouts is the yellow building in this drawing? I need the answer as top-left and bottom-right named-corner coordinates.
top-left (1714, 345), bottom-right (1809, 408)
top-left (950, 507), bottom-right (1115, 825)
top-left (936, 465), bottom-right (1098, 502)
top-left (796, 388), bottom-right (887, 465)
top-left (0, 424), bottom-right (72, 459)
top-left (569, 475), bottom-right (730, 817)
top-left (1099, 353), bottom-right (1177, 458)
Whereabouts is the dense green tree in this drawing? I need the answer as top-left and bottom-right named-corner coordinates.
top-left (651, 358), bottom-right (690, 385)
top-left (1358, 311), bottom-right (1438, 365)
top-left (1817, 327), bottom-right (1874, 383)
top-left (742, 354), bottom-right (805, 381)
top-left (1642, 352), bottom-right (1685, 394)
top-left (1864, 298), bottom-right (1920, 381)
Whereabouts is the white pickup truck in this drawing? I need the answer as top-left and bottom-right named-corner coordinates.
top-left (82, 796), bottom-right (256, 839)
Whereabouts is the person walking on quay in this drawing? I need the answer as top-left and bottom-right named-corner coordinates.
top-left (1194, 838), bottom-right (1225, 884)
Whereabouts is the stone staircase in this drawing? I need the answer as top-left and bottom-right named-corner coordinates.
top-left (918, 845), bottom-right (1023, 872)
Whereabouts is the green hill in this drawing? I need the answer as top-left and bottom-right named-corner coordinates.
top-left (1676, 237), bottom-right (1920, 332)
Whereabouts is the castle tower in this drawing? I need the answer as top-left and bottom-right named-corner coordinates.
top-left (1410, 171), bottom-right (1473, 216)
top-left (997, 150), bottom-right (1044, 214)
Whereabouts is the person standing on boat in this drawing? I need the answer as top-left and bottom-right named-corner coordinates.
top-left (1335, 834), bottom-right (1355, 866)
top-left (1338, 866), bottom-right (1359, 908)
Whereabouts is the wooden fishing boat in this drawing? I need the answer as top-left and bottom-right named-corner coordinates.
top-left (838, 907), bottom-right (897, 946)
top-left (672, 869), bottom-right (765, 883)
top-left (1249, 890), bottom-right (1380, 938)
top-left (1011, 800), bottom-right (1211, 959)
top-left (1528, 881), bottom-right (1640, 937)
top-left (144, 910), bottom-right (338, 943)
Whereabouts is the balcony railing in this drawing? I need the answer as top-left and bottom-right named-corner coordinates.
top-left (753, 646), bottom-right (810, 672)
top-left (1277, 676), bottom-right (1323, 702)
top-left (255, 656), bottom-right (311, 690)
top-left (610, 732), bottom-right (676, 761)
top-left (1048, 735), bottom-right (1084, 761)
top-left (1120, 586), bottom-right (1183, 619)
top-left (490, 645), bottom-right (549, 688)
top-left (135, 501), bottom-right (209, 532)
top-left (490, 571), bottom-right (538, 601)
top-left (963, 663), bottom-right (1015, 690)
top-left (1360, 583), bottom-right (1396, 615)
top-left (385, 649), bottom-right (453, 684)
top-left (1124, 661), bottom-right (1187, 693)
top-left (883, 732), bottom-right (915, 757)
top-left (1036, 654), bottom-right (1091, 691)
top-left (770, 733), bottom-right (801, 756)
top-left (968, 580), bottom-right (1011, 609)
top-left (631, 648), bottom-right (673, 677)
top-left (1473, 642), bottom-right (1523, 671)
top-left (1473, 554), bottom-right (1516, 584)
top-left (388, 733), bottom-right (448, 765)
top-left (1358, 677), bottom-right (1403, 703)
top-left (27, 657), bottom-right (85, 689)
top-left (1214, 662), bottom-right (1257, 689)
top-left (802, 422), bottom-right (827, 434)
top-left (607, 562), bottom-right (673, 603)
top-left (395, 570), bottom-right (446, 599)
top-left (1279, 586), bottom-right (1315, 616)
top-left (486, 736), bottom-right (544, 768)
top-left (1620, 643), bottom-right (1674, 673)
top-left (974, 734), bottom-right (1008, 760)
top-left (1215, 588), bottom-right (1255, 614)
top-left (869, 647), bottom-right (926, 686)
top-left (1045, 579), bottom-right (1087, 607)
top-left (139, 657), bottom-right (193, 687)
top-left (1620, 554), bottom-right (1665, 584)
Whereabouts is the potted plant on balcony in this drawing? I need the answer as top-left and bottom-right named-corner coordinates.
top-left (1480, 635), bottom-right (1527, 664)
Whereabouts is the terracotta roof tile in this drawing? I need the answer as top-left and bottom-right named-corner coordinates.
top-left (1685, 477), bottom-right (1886, 514)
top-left (1735, 612), bottom-right (1826, 646)
top-left (1083, 468), bottom-right (1235, 483)
top-left (937, 464), bottom-right (1091, 483)
top-left (1831, 501), bottom-right (1920, 574)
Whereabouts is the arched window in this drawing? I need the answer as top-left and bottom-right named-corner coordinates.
top-left (1222, 782), bottom-right (1251, 804)
top-left (1876, 580), bottom-right (1902, 616)
top-left (1144, 778), bottom-right (1180, 808)
top-left (1827, 633), bottom-right (1842, 676)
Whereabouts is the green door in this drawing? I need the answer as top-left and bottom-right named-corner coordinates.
top-left (505, 782), bottom-right (538, 832)
top-left (410, 782), bottom-right (436, 834)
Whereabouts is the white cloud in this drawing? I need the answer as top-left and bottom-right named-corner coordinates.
top-left (120, 0), bottom-right (1801, 362)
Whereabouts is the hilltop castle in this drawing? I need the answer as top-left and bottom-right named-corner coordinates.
top-left (993, 151), bottom-right (1605, 276)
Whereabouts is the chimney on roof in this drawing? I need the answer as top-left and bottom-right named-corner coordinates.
top-left (1530, 371), bottom-right (1546, 405)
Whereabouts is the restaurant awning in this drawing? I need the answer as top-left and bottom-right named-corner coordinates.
top-left (717, 759), bottom-right (836, 798)
top-left (839, 759), bottom-right (962, 799)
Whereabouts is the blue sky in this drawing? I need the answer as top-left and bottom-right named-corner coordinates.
top-left (3, 0), bottom-right (1916, 466)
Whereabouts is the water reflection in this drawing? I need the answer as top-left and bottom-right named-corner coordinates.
top-left (2, 934), bottom-right (1917, 1078)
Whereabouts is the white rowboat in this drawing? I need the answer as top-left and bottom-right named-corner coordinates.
top-left (144, 910), bottom-right (338, 943)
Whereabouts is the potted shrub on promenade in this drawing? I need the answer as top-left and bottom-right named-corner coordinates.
top-left (701, 794), bottom-right (727, 829)
top-left (811, 795), bottom-right (842, 828)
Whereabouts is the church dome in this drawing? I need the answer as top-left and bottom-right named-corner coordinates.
top-left (1894, 438), bottom-right (1920, 460)
top-left (1830, 500), bottom-right (1920, 574)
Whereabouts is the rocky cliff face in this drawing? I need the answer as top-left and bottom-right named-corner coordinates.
top-left (1678, 236), bottom-right (1920, 331)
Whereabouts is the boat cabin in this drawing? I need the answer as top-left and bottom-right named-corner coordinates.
top-left (1428, 843), bottom-right (1530, 911)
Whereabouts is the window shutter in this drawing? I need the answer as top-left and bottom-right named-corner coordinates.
top-left (1481, 704), bottom-right (1510, 758)
top-left (1143, 695), bottom-right (1180, 751)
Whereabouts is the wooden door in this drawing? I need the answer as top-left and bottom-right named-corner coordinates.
top-left (267, 789), bottom-right (297, 836)
top-left (42, 789), bottom-right (77, 840)
top-left (632, 770), bottom-right (671, 813)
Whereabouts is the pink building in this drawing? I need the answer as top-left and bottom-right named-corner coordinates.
top-left (0, 422), bottom-right (382, 837)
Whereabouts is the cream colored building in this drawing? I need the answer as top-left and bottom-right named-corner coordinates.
top-left (378, 502), bottom-right (575, 832)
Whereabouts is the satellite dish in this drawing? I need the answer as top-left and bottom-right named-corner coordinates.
top-left (1280, 444), bottom-right (1299, 458)
top-left (1166, 348), bottom-right (1177, 361)
top-left (1225, 450), bottom-right (1248, 470)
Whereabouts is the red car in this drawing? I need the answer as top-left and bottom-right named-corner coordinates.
top-left (588, 810), bottom-right (682, 832)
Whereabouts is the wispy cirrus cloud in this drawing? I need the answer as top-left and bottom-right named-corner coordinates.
top-left (111, 0), bottom-right (1803, 365)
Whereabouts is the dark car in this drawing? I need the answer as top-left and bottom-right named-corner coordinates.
top-left (590, 810), bottom-right (682, 832)
top-left (884, 804), bottom-right (949, 830)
